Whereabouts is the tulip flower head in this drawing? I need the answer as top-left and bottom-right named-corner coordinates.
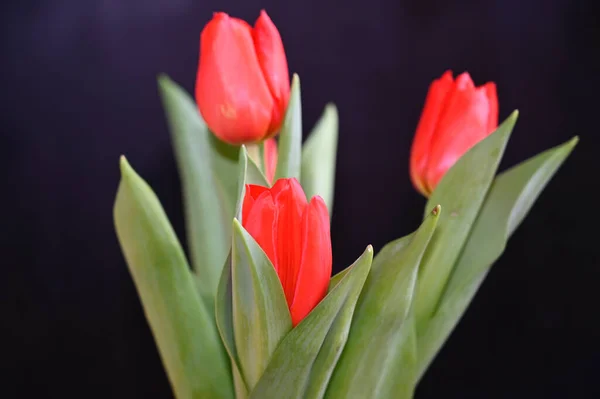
top-left (410, 70), bottom-right (498, 197)
top-left (196, 10), bottom-right (290, 145)
top-left (241, 178), bottom-right (332, 326)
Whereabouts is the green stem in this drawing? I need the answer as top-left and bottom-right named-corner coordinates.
top-left (246, 142), bottom-right (266, 175)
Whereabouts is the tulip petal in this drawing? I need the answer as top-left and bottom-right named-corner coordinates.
top-left (247, 183), bottom-right (270, 200)
top-left (410, 70), bottom-right (454, 196)
top-left (241, 193), bottom-right (255, 225)
top-left (271, 178), bottom-right (307, 306)
top-left (196, 12), bottom-right (273, 143)
top-left (253, 10), bottom-right (291, 134)
top-left (484, 82), bottom-right (499, 132)
top-left (241, 184), bottom-right (269, 223)
top-left (425, 72), bottom-right (493, 190)
top-left (290, 196), bottom-right (332, 326)
top-left (244, 191), bottom-right (277, 266)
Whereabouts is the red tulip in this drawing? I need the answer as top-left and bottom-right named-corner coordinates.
top-left (241, 178), bottom-right (332, 326)
top-left (410, 70), bottom-right (498, 197)
top-left (195, 10), bottom-right (290, 145)
top-left (263, 138), bottom-right (278, 184)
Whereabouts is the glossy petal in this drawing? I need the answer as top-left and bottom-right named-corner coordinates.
top-left (196, 12), bottom-right (273, 144)
top-left (425, 73), bottom-right (493, 189)
top-left (410, 70), bottom-right (454, 196)
top-left (242, 184), bottom-right (269, 223)
top-left (253, 10), bottom-right (291, 134)
top-left (244, 190), bottom-right (277, 264)
top-left (290, 196), bottom-right (332, 326)
top-left (241, 178), bottom-right (331, 327)
top-left (410, 71), bottom-right (499, 196)
top-left (272, 179), bottom-right (307, 304)
top-left (484, 82), bottom-right (499, 132)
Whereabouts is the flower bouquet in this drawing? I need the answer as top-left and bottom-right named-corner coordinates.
top-left (113, 10), bottom-right (577, 399)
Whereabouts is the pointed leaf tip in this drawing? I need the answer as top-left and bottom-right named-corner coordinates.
top-left (157, 73), bottom-right (172, 86)
top-left (113, 158), bottom-right (233, 398)
top-left (232, 217), bottom-right (243, 232)
top-left (431, 204), bottom-right (441, 216)
top-left (119, 155), bottom-right (133, 177)
top-left (568, 135), bottom-right (580, 147)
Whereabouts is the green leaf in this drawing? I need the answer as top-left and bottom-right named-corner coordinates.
top-left (244, 146), bottom-right (270, 187)
top-left (214, 147), bottom-right (270, 399)
top-left (234, 148), bottom-right (249, 222)
top-left (327, 266), bottom-right (350, 292)
top-left (114, 157), bottom-right (233, 399)
top-left (245, 143), bottom-right (271, 186)
top-left (158, 75), bottom-right (240, 307)
top-left (415, 111), bottom-right (518, 331)
top-left (325, 206), bottom-right (440, 399)
top-left (301, 104), bottom-right (339, 213)
top-left (233, 147), bottom-right (268, 223)
top-left (215, 253), bottom-right (249, 399)
top-left (416, 136), bottom-right (578, 380)
top-left (274, 74), bottom-right (302, 181)
top-left (231, 220), bottom-right (292, 391)
top-left (250, 246), bottom-right (374, 399)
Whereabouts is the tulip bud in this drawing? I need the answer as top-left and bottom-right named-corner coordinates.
top-left (195, 11), bottom-right (290, 145)
top-left (410, 71), bottom-right (498, 197)
top-left (241, 178), bottom-right (332, 326)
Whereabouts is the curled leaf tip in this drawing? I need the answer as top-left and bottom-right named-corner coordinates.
top-left (431, 204), bottom-right (441, 216)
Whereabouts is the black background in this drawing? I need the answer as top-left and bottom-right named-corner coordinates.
top-left (2, 0), bottom-right (599, 397)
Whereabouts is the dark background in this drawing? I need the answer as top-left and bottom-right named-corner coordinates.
top-left (2, 0), bottom-right (598, 397)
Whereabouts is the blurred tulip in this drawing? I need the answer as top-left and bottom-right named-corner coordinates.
top-left (410, 70), bottom-right (498, 197)
top-left (195, 10), bottom-right (290, 144)
top-left (241, 178), bottom-right (331, 326)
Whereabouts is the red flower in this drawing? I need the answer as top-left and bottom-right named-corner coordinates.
top-left (242, 178), bottom-right (332, 326)
top-left (410, 70), bottom-right (498, 197)
top-left (195, 10), bottom-right (290, 145)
